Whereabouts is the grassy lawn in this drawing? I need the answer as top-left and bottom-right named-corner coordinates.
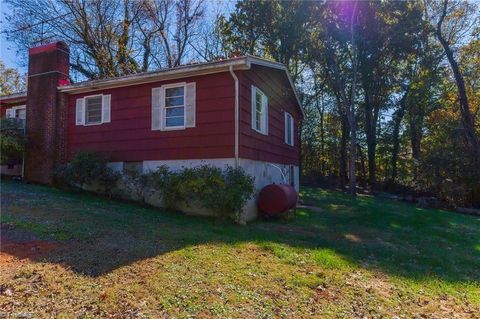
top-left (1, 179), bottom-right (479, 318)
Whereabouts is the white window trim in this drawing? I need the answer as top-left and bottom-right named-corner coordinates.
top-left (11, 105), bottom-right (26, 111)
top-left (252, 86), bottom-right (268, 135)
top-left (162, 82), bottom-right (186, 131)
top-left (285, 112), bottom-right (294, 146)
top-left (83, 94), bottom-right (104, 126)
top-left (6, 105), bottom-right (26, 118)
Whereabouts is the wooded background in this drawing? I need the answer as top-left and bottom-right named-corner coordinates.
top-left (2, 0), bottom-right (479, 206)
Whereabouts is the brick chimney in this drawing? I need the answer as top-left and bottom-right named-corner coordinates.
top-left (25, 42), bottom-right (69, 184)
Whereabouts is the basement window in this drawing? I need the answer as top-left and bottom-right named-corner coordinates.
top-left (85, 95), bottom-right (102, 125)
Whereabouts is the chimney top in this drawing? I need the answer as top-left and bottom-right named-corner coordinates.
top-left (28, 41), bottom-right (69, 55)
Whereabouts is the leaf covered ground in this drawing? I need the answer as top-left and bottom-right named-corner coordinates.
top-left (0, 180), bottom-right (479, 318)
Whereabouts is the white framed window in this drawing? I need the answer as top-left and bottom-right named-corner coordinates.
top-left (164, 83), bottom-right (186, 129)
top-left (6, 105), bottom-right (26, 119)
top-left (15, 108), bottom-right (26, 121)
top-left (5, 105), bottom-right (26, 128)
top-left (75, 94), bottom-right (111, 126)
top-left (85, 95), bottom-right (102, 125)
top-left (284, 112), bottom-right (294, 146)
top-left (151, 82), bottom-right (196, 131)
top-left (251, 86), bottom-right (268, 135)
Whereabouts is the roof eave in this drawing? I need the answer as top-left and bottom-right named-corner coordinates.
top-left (58, 58), bottom-right (250, 94)
top-left (0, 92), bottom-right (28, 105)
top-left (56, 55), bottom-right (305, 118)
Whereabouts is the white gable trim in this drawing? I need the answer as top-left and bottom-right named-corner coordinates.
top-left (245, 56), bottom-right (304, 118)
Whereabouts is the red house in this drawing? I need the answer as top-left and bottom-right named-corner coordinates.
top-left (0, 42), bottom-right (303, 221)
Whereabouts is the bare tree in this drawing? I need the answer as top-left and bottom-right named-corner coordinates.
top-left (427, 0), bottom-right (480, 161)
top-left (347, 1), bottom-right (359, 196)
top-left (3, 0), bottom-right (206, 79)
top-left (141, 0), bottom-right (205, 68)
top-left (323, 1), bottom-right (359, 195)
top-left (193, 14), bottom-right (232, 61)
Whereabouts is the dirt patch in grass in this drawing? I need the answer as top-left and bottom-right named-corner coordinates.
top-left (0, 224), bottom-right (62, 263)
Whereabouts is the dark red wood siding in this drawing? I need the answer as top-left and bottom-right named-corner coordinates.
top-left (238, 65), bottom-right (301, 165)
top-left (66, 65), bottom-right (300, 165)
top-left (67, 72), bottom-right (235, 161)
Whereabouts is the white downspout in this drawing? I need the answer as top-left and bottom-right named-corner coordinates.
top-left (21, 121), bottom-right (26, 179)
top-left (229, 65), bottom-right (240, 168)
top-left (267, 163), bottom-right (287, 184)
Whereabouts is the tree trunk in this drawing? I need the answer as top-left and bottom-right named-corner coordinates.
top-left (436, 0), bottom-right (480, 162)
top-left (364, 93), bottom-right (378, 189)
top-left (366, 125), bottom-right (376, 188)
top-left (349, 116), bottom-right (357, 195)
top-left (390, 90), bottom-right (408, 182)
top-left (365, 114), bottom-right (377, 188)
top-left (347, 0), bottom-right (359, 196)
top-left (320, 94), bottom-right (326, 174)
top-left (313, 76), bottom-right (326, 175)
top-left (409, 117), bottom-right (422, 162)
top-left (357, 144), bottom-right (367, 186)
top-left (409, 111), bottom-right (422, 182)
top-left (340, 115), bottom-right (348, 190)
top-left (324, 0), bottom-right (358, 195)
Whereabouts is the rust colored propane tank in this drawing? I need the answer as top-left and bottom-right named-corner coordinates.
top-left (258, 184), bottom-right (298, 217)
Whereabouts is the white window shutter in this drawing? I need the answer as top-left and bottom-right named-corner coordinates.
top-left (185, 82), bottom-right (196, 128)
top-left (290, 116), bottom-right (294, 146)
top-left (6, 109), bottom-right (15, 118)
top-left (75, 98), bottom-right (85, 126)
top-left (102, 94), bottom-right (111, 123)
top-left (152, 87), bottom-right (163, 130)
top-left (284, 112), bottom-right (288, 143)
top-left (263, 95), bottom-right (268, 135)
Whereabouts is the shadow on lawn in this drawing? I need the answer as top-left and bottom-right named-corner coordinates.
top-left (1, 180), bottom-right (480, 283)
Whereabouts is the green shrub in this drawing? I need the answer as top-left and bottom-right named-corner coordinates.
top-left (143, 165), bottom-right (255, 221)
top-left (0, 117), bottom-right (27, 165)
top-left (143, 165), bottom-right (170, 189)
top-left (217, 166), bottom-right (255, 221)
top-left (55, 155), bottom-right (255, 222)
top-left (120, 167), bottom-right (148, 201)
top-left (54, 151), bottom-right (119, 193)
top-left (144, 165), bottom-right (225, 209)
